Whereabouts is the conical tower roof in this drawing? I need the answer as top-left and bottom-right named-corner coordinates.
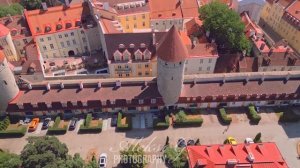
top-left (157, 26), bottom-right (188, 62)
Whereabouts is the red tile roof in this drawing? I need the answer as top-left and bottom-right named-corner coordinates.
top-left (0, 15), bottom-right (32, 39)
top-left (157, 26), bottom-right (188, 62)
top-left (0, 49), bottom-right (5, 63)
top-left (286, 0), bottom-right (300, 20)
top-left (180, 0), bottom-right (199, 18)
top-left (0, 24), bottom-right (10, 37)
top-left (149, 0), bottom-right (183, 19)
top-left (186, 43), bottom-right (219, 58)
top-left (24, 2), bottom-right (90, 36)
top-left (187, 143), bottom-right (288, 168)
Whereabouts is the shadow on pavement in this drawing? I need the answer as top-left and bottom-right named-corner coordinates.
top-left (125, 129), bottom-right (154, 139)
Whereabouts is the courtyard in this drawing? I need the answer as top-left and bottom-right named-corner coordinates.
top-left (0, 107), bottom-right (300, 167)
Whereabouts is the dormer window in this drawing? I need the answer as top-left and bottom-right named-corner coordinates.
top-left (113, 50), bottom-right (122, 61)
top-left (123, 49), bottom-right (131, 61)
top-left (129, 43), bottom-right (135, 48)
top-left (140, 43), bottom-right (146, 48)
top-left (66, 22), bottom-right (72, 29)
top-left (10, 29), bottom-right (18, 36)
top-left (134, 49), bottom-right (142, 60)
top-left (119, 44), bottom-right (125, 49)
top-left (45, 25), bottom-right (51, 32)
top-left (143, 49), bottom-right (151, 60)
top-left (36, 27), bottom-right (41, 33)
top-left (75, 20), bottom-right (81, 27)
top-left (56, 23), bottom-right (63, 30)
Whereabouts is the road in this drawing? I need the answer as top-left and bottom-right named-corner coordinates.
top-left (1, 112), bottom-right (300, 167)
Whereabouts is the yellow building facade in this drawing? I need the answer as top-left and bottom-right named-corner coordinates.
top-left (260, 1), bottom-right (300, 54)
top-left (118, 12), bottom-right (151, 32)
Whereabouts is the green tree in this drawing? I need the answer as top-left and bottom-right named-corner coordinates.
top-left (20, 136), bottom-right (85, 168)
top-left (0, 4), bottom-right (24, 18)
top-left (85, 155), bottom-right (98, 168)
top-left (199, 1), bottom-right (251, 53)
top-left (163, 146), bottom-right (187, 168)
top-left (254, 132), bottom-right (262, 143)
top-left (175, 111), bottom-right (187, 122)
top-left (120, 144), bottom-right (147, 168)
top-left (21, 0), bottom-right (42, 10)
top-left (0, 150), bottom-right (22, 168)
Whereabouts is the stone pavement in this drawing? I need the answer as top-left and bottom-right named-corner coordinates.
top-left (1, 112), bottom-right (300, 167)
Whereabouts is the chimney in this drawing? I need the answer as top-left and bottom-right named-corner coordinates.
top-left (46, 83), bottom-right (51, 90)
top-left (7, 14), bottom-right (13, 22)
top-left (28, 84), bottom-right (32, 90)
top-left (41, 2), bottom-right (48, 11)
top-left (152, 32), bottom-right (156, 46)
top-left (60, 82), bottom-right (64, 89)
top-left (260, 43), bottom-right (266, 50)
top-left (79, 82), bottom-right (83, 89)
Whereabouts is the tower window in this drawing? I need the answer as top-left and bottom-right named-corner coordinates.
top-left (3, 80), bottom-right (7, 85)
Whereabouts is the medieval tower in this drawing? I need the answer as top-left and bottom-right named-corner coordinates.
top-left (0, 50), bottom-right (19, 114)
top-left (156, 26), bottom-right (188, 106)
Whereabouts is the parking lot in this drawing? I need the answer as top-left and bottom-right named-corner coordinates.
top-left (1, 108), bottom-right (300, 168)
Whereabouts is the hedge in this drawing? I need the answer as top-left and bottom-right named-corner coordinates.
top-left (0, 117), bottom-right (10, 131)
top-left (117, 112), bottom-right (132, 131)
top-left (47, 116), bottom-right (67, 135)
top-left (248, 106), bottom-right (261, 124)
top-left (153, 116), bottom-right (170, 130)
top-left (218, 108), bottom-right (232, 125)
top-left (79, 115), bottom-right (102, 133)
top-left (0, 126), bottom-right (27, 138)
top-left (173, 118), bottom-right (203, 127)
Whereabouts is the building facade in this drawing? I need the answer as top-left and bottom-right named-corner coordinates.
top-left (0, 24), bottom-right (18, 62)
top-left (260, 0), bottom-right (300, 54)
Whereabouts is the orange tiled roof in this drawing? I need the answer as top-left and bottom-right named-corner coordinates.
top-left (0, 24), bottom-right (10, 37)
top-left (157, 26), bottom-right (189, 62)
top-left (286, 0), bottom-right (300, 21)
top-left (149, 0), bottom-right (182, 19)
top-left (24, 3), bottom-right (89, 36)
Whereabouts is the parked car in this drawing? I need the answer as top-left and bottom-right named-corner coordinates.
top-left (111, 113), bottom-right (118, 127)
top-left (245, 138), bottom-right (254, 144)
top-left (24, 118), bottom-right (31, 124)
top-left (227, 136), bottom-right (237, 145)
top-left (28, 118), bottom-right (40, 132)
top-left (99, 153), bottom-right (107, 168)
top-left (42, 118), bottom-right (51, 129)
top-left (69, 118), bottom-right (78, 130)
top-left (187, 140), bottom-right (195, 146)
top-left (177, 138), bottom-right (186, 148)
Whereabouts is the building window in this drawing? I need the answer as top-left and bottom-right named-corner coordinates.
top-left (142, 22), bottom-right (145, 27)
top-left (66, 41), bottom-right (70, 46)
top-left (145, 71), bottom-right (149, 76)
top-left (40, 38), bottom-right (44, 42)
top-left (138, 72), bottom-right (142, 76)
top-left (145, 64), bottom-right (149, 68)
top-left (134, 24), bottom-right (137, 28)
top-left (118, 74), bottom-right (122, 77)
top-left (81, 30), bottom-right (84, 34)
top-left (84, 46), bottom-right (88, 52)
top-left (200, 59), bottom-right (203, 64)
top-left (138, 64), bottom-right (141, 68)
top-left (151, 99), bottom-right (156, 104)
top-left (65, 34), bottom-right (68, 37)
top-left (23, 39), bottom-right (28, 44)
top-left (3, 80), bottom-right (7, 85)
top-left (58, 35), bottom-right (62, 38)
top-left (126, 74), bottom-right (130, 77)
top-left (82, 38), bottom-right (86, 42)
top-left (71, 32), bottom-right (74, 36)
top-left (208, 59), bottom-right (212, 63)
top-left (126, 16), bottom-right (129, 21)
top-left (72, 39), bottom-right (76, 45)
top-left (43, 46), bottom-right (47, 50)
top-left (60, 42), bottom-right (65, 48)
top-left (126, 25), bottom-right (129, 29)
top-left (133, 16), bottom-right (136, 20)
top-left (47, 37), bottom-right (51, 41)
top-left (125, 65), bottom-right (129, 69)
top-left (139, 99), bottom-right (144, 104)
top-left (118, 65), bottom-right (121, 69)
top-left (50, 44), bottom-right (54, 49)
